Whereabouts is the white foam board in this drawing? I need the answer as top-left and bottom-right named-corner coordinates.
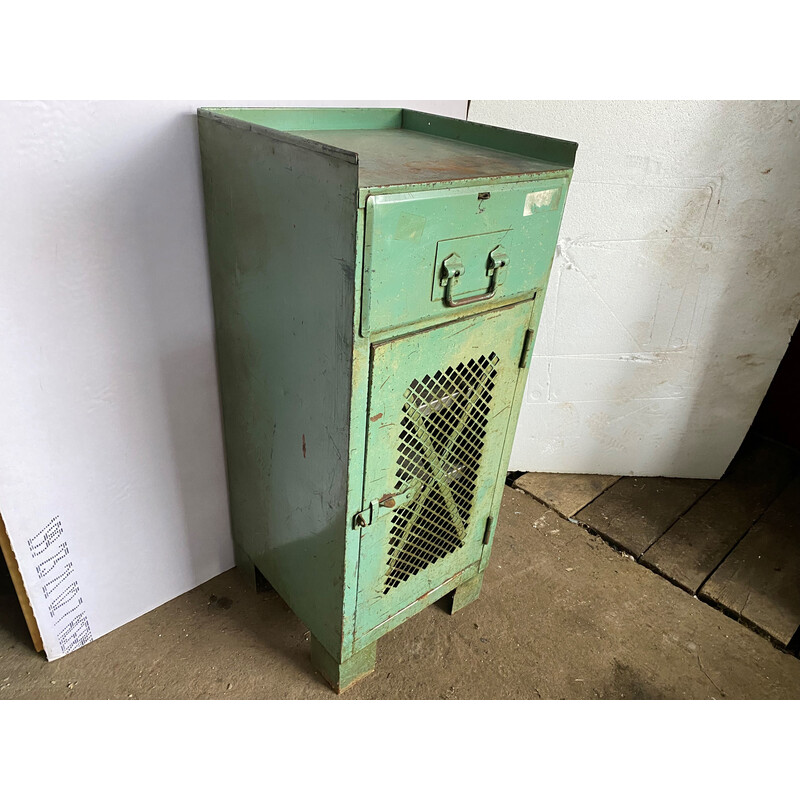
top-left (0, 100), bottom-right (468, 658)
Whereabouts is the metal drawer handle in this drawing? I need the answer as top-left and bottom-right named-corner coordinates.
top-left (445, 271), bottom-right (497, 307)
top-left (441, 246), bottom-right (509, 308)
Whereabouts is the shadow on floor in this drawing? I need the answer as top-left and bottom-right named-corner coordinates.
top-left (0, 557), bottom-right (37, 653)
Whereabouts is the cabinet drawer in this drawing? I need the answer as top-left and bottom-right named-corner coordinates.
top-left (361, 177), bottom-right (568, 336)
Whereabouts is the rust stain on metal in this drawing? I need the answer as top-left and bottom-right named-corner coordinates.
top-left (302, 434), bottom-right (306, 458)
top-left (377, 493), bottom-right (397, 508)
top-left (368, 168), bottom-right (569, 193)
top-left (412, 568), bottom-right (469, 607)
top-left (400, 154), bottom-right (544, 180)
top-left (370, 413), bottom-right (383, 422)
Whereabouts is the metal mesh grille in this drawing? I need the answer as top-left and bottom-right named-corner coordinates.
top-left (383, 352), bottom-right (499, 593)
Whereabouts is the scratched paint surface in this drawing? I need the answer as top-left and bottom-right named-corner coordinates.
top-left (363, 178), bottom-right (567, 335)
top-left (199, 114), bottom-right (359, 660)
top-left (472, 101), bottom-right (800, 478)
top-left (355, 302), bottom-right (532, 642)
top-left (199, 107), bottom-right (575, 671)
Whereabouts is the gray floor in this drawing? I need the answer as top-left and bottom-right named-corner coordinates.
top-left (516, 435), bottom-right (800, 649)
top-left (2, 486), bottom-right (799, 699)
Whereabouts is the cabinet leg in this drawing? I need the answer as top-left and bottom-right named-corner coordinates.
top-left (449, 571), bottom-right (485, 614)
top-left (311, 636), bottom-right (377, 694)
top-left (233, 541), bottom-right (257, 588)
top-left (233, 541), bottom-right (273, 593)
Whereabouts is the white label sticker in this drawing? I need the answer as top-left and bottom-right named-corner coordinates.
top-left (523, 187), bottom-right (561, 216)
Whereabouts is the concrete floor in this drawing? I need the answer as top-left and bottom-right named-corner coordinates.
top-left (514, 436), bottom-right (800, 647)
top-left (2, 486), bottom-right (800, 700)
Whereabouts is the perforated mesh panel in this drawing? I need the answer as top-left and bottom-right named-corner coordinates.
top-left (383, 352), bottom-right (499, 593)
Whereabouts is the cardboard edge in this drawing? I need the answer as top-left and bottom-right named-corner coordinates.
top-left (0, 512), bottom-right (44, 652)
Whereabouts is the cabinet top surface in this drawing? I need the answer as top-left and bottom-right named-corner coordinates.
top-left (290, 128), bottom-right (561, 188)
top-left (198, 107), bottom-right (577, 190)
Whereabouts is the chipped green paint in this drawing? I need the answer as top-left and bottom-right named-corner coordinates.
top-left (362, 178), bottom-right (568, 335)
top-left (197, 107), bottom-right (575, 691)
top-left (354, 302), bottom-right (533, 642)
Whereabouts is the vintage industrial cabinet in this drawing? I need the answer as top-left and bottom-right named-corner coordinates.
top-left (197, 108), bottom-right (577, 691)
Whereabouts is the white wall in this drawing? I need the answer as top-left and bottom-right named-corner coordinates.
top-left (0, 100), bottom-right (467, 658)
top-left (5, 99), bottom-right (796, 657)
top-left (470, 101), bottom-right (800, 478)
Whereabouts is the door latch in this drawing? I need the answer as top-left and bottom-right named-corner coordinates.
top-left (353, 482), bottom-right (421, 529)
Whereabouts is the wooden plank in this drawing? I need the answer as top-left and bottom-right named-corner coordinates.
top-left (0, 513), bottom-right (44, 652)
top-left (642, 438), bottom-right (798, 593)
top-left (576, 477), bottom-right (714, 557)
top-left (513, 472), bottom-right (620, 519)
top-left (699, 474), bottom-right (800, 646)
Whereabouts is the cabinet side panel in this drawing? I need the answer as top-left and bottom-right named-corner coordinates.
top-left (198, 117), bottom-right (357, 657)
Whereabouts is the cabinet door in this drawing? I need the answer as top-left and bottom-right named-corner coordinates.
top-left (354, 300), bottom-right (533, 642)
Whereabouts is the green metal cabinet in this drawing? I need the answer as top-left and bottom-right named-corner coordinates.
top-left (197, 107), bottom-right (577, 692)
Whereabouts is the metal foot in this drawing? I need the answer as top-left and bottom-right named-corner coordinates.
top-left (310, 636), bottom-right (377, 694)
top-left (449, 571), bottom-right (484, 614)
top-left (233, 541), bottom-right (273, 593)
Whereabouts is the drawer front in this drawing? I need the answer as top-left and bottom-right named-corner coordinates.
top-left (362, 177), bottom-right (568, 336)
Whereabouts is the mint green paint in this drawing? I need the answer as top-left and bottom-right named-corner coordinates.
top-left (356, 173), bottom-right (573, 210)
top-left (354, 302), bottom-right (533, 642)
top-left (201, 107), bottom-right (578, 170)
top-left (197, 113), bottom-right (358, 662)
top-left (340, 207), bottom-right (371, 659)
top-left (450, 571), bottom-right (485, 614)
top-left (204, 107), bottom-right (404, 133)
top-left (362, 178), bottom-right (568, 336)
top-left (197, 107), bottom-right (576, 690)
top-left (310, 633), bottom-right (377, 693)
top-left (402, 109), bottom-right (578, 170)
top-left (479, 292), bottom-right (552, 573)
top-left (354, 562), bottom-right (481, 651)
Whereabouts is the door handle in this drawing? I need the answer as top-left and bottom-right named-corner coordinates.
top-left (441, 246), bottom-right (509, 308)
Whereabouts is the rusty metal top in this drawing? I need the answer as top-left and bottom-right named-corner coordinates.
top-left (198, 107), bottom-right (577, 192)
top-left (290, 128), bottom-right (564, 188)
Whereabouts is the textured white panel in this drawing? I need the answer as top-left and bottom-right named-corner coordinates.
top-left (470, 101), bottom-right (800, 478)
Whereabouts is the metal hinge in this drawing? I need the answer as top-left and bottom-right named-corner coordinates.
top-left (519, 328), bottom-right (536, 369)
top-left (483, 516), bottom-right (494, 545)
top-left (353, 483), bottom-right (420, 529)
